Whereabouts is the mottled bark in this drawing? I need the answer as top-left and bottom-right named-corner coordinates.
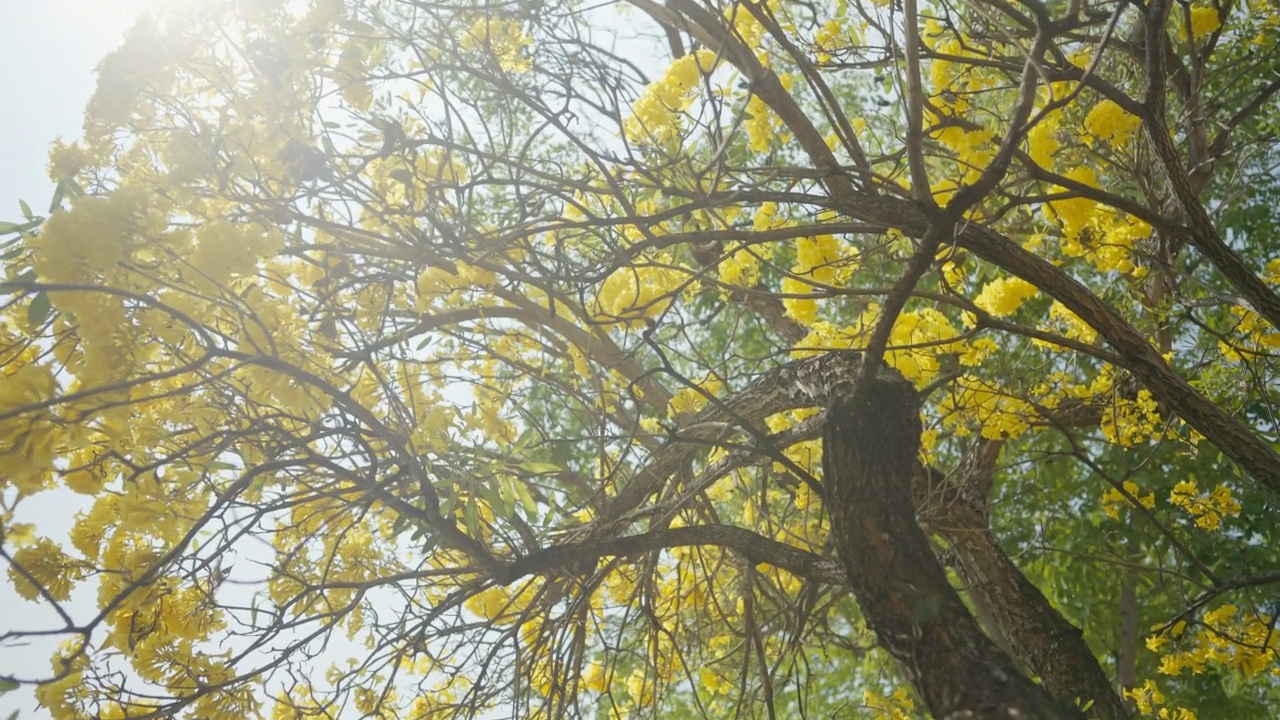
top-left (939, 516), bottom-right (1132, 720)
top-left (915, 445), bottom-right (1133, 720)
top-left (823, 373), bottom-right (1083, 720)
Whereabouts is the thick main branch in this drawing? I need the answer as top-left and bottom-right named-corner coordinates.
top-left (823, 374), bottom-right (1083, 720)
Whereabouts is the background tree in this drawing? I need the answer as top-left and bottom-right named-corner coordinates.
top-left (2, 0), bottom-right (1279, 718)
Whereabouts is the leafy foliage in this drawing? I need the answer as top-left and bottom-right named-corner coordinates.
top-left (2, 0), bottom-right (1280, 718)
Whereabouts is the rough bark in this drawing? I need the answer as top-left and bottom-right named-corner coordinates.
top-left (823, 373), bottom-right (1084, 720)
top-left (915, 445), bottom-right (1134, 720)
top-left (1140, 0), bottom-right (1280, 333)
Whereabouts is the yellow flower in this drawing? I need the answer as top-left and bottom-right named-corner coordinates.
top-left (1083, 99), bottom-right (1140, 147)
top-left (624, 50), bottom-right (718, 144)
top-left (460, 16), bottom-right (532, 72)
top-left (1026, 119), bottom-right (1059, 169)
top-left (668, 375), bottom-right (724, 417)
top-left (1188, 7), bottom-right (1221, 39)
top-left (1170, 481), bottom-right (1241, 530)
top-left (781, 276), bottom-right (819, 325)
top-left (593, 262), bottom-right (683, 327)
top-left (8, 538), bottom-right (82, 601)
top-left (974, 276), bottom-right (1039, 317)
top-left (1203, 604), bottom-right (1238, 628)
top-left (699, 667), bottom-right (733, 695)
top-left (1125, 679), bottom-right (1164, 713)
top-left (1046, 166), bottom-right (1100, 241)
top-left (1101, 481), bottom-right (1155, 520)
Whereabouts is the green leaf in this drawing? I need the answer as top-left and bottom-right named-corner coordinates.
top-left (520, 461), bottom-right (560, 475)
top-left (49, 182), bottom-right (66, 213)
top-left (0, 218), bottom-right (39, 236)
top-left (513, 480), bottom-right (539, 520)
top-left (18, 199), bottom-right (33, 219)
top-left (0, 268), bottom-right (37, 294)
top-left (27, 292), bottom-right (52, 328)
top-left (0, 677), bottom-right (17, 694)
top-left (479, 479), bottom-right (510, 519)
top-left (463, 498), bottom-right (480, 537)
top-left (391, 513), bottom-right (411, 537)
top-left (438, 495), bottom-right (457, 521)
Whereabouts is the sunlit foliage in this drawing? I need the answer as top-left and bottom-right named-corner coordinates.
top-left (3, 0), bottom-right (1280, 718)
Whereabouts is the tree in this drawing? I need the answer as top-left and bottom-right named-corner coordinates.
top-left (2, 0), bottom-right (1280, 718)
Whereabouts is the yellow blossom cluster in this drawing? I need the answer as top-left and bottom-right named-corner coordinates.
top-left (1187, 6), bottom-right (1222, 40)
top-left (925, 22), bottom-right (996, 115)
top-left (365, 150), bottom-right (470, 212)
top-left (716, 241), bottom-right (762, 288)
top-left (1045, 166), bottom-right (1101, 242)
top-left (1123, 679), bottom-right (1199, 719)
top-left (7, 537), bottom-right (83, 601)
top-left (593, 260), bottom-right (685, 327)
top-left (624, 50), bottom-right (718, 145)
top-left (1026, 117), bottom-right (1060, 169)
top-left (744, 73), bottom-right (795, 152)
top-left (813, 17), bottom-right (860, 63)
top-left (0, 362), bottom-right (62, 494)
top-left (935, 126), bottom-right (996, 184)
top-left (1100, 389), bottom-right (1163, 447)
top-left (1148, 603), bottom-right (1279, 679)
top-left (1217, 305), bottom-right (1280, 361)
top-left (1034, 301), bottom-right (1099, 348)
top-left (465, 578), bottom-right (542, 625)
top-left (1048, 191), bottom-right (1150, 274)
top-left (668, 374), bottom-right (724, 417)
top-left (27, 187), bottom-right (163, 286)
top-left (725, 0), bottom-right (776, 59)
top-left (974, 276), bottom-right (1039, 317)
top-left (863, 688), bottom-right (917, 720)
top-left (1083, 99), bottom-right (1141, 148)
top-left (460, 16), bottom-right (533, 72)
top-left (939, 375), bottom-right (1036, 439)
top-left (1100, 480), bottom-right (1156, 520)
top-left (1168, 480), bottom-right (1242, 531)
top-left (789, 304), bottom-right (968, 386)
top-left (781, 224), bottom-right (850, 324)
top-left (880, 307), bottom-right (962, 383)
top-left (189, 219), bottom-right (284, 286)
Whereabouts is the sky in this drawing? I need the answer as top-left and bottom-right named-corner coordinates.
top-left (0, 2), bottom-right (161, 714)
top-left (0, 0), bottom-right (161, 216)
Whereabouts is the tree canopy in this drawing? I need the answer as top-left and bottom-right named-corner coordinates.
top-left (2, 0), bottom-right (1280, 718)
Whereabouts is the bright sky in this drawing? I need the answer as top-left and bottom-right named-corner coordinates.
top-left (0, 0), bottom-right (161, 215)
top-left (0, 2), bottom-right (160, 714)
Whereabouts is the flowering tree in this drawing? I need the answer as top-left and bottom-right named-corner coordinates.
top-left (3, 0), bottom-right (1280, 718)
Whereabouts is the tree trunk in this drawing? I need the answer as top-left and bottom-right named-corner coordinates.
top-left (823, 373), bottom-right (1084, 720)
top-left (913, 444), bottom-right (1133, 720)
top-left (942, 520), bottom-right (1132, 720)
